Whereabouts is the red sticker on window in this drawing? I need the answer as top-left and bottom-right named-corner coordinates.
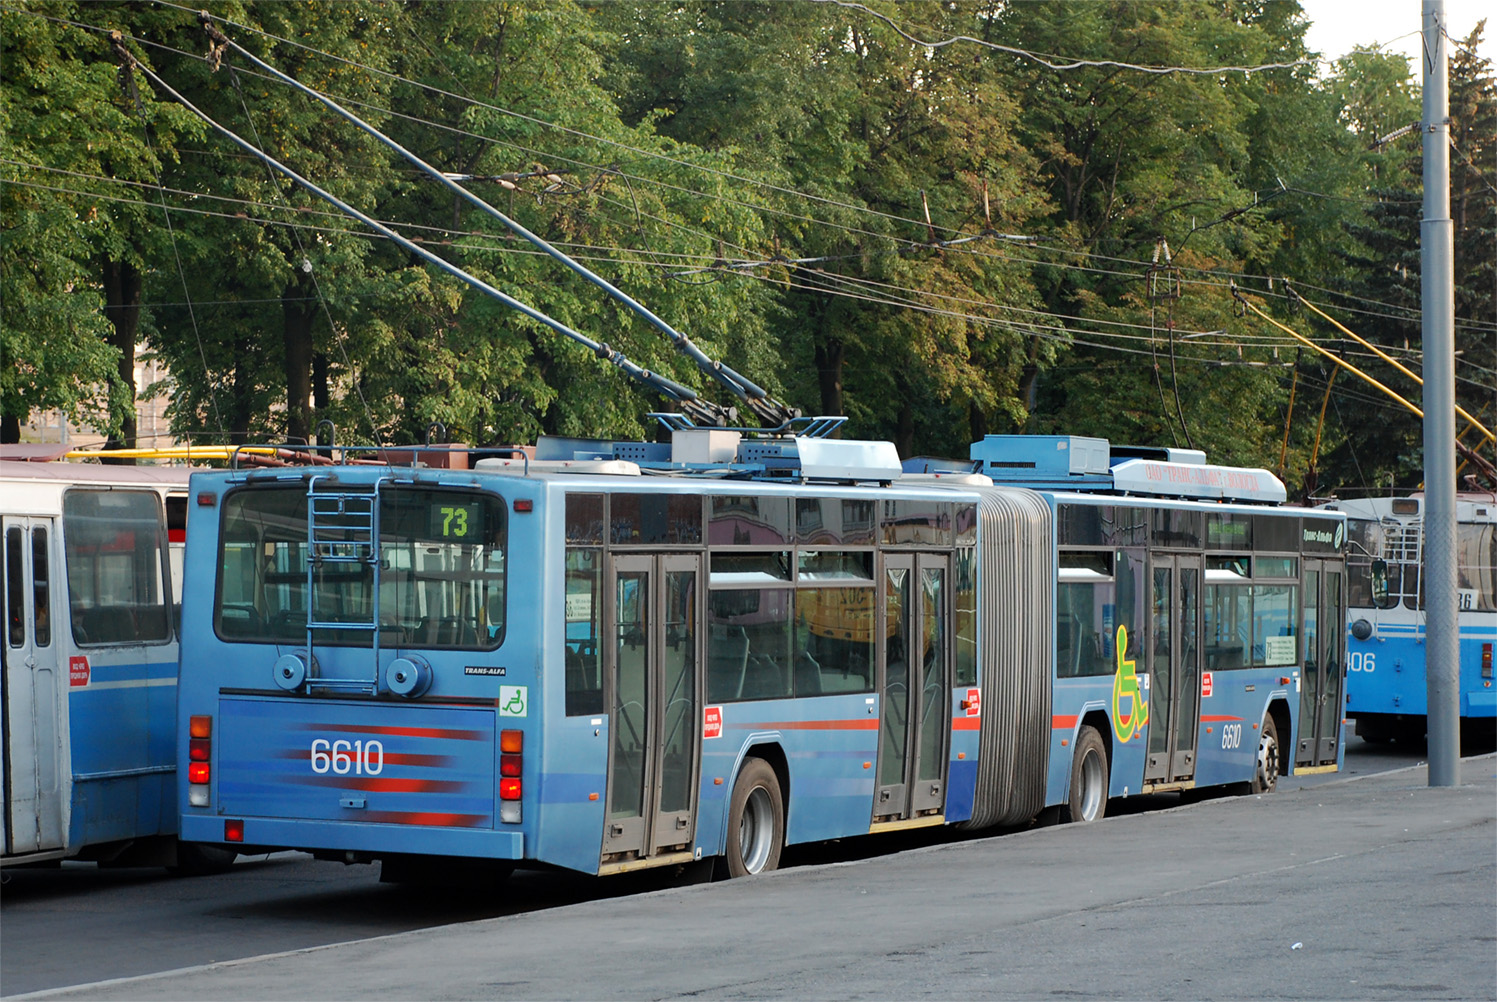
top-left (703, 706), bottom-right (722, 739)
top-left (69, 656), bottom-right (90, 687)
top-left (1201, 672), bottom-right (1214, 698)
top-left (965, 687), bottom-right (981, 717)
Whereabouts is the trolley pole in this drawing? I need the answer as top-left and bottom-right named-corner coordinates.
top-left (1421, 0), bottom-right (1460, 786)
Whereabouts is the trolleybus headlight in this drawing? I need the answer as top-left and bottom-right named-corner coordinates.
top-left (1350, 619), bottom-right (1373, 641)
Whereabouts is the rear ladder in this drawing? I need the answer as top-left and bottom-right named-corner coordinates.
top-left (304, 475), bottom-right (384, 694)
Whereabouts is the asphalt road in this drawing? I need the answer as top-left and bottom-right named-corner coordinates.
top-left (2, 738), bottom-right (1491, 1000)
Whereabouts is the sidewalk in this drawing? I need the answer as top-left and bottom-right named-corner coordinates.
top-left (14, 757), bottom-right (1496, 1001)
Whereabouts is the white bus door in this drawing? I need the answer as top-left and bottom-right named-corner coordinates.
top-left (602, 554), bottom-right (701, 861)
top-left (1144, 555), bottom-right (1202, 786)
top-left (3, 518), bottom-right (66, 856)
top-left (1298, 562), bottom-right (1345, 767)
top-left (875, 553), bottom-right (950, 821)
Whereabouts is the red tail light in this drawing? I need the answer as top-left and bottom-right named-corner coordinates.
top-left (188, 715), bottom-right (213, 807)
top-left (499, 729), bottom-right (523, 822)
top-left (1483, 643), bottom-right (1492, 678)
top-left (224, 819), bottom-right (244, 842)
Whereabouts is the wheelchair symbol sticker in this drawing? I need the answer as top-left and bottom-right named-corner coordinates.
top-left (500, 685), bottom-right (528, 717)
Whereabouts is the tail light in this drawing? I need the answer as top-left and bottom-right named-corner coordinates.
top-left (188, 715), bottom-right (212, 807)
top-left (499, 729), bottom-right (523, 824)
top-left (1483, 643), bottom-right (1492, 679)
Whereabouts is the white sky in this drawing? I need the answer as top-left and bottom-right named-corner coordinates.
top-left (1299, 0), bottom-right (1493, 70)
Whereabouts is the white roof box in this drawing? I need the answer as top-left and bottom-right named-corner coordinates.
top-left (1110, 457), bottom-right (1287, 504)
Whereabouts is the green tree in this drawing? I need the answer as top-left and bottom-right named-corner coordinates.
top-left (1, 1), bottom-right (197, 444)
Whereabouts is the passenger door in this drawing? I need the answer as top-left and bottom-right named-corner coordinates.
top-left (3, 518), bottom-right (66, 856)
top-left (1144, 555), bottom-right (1202, 785)
top-left (875, 553), bottom-right (950, 821)
top-left (1297, 561), bottom-right (1345, 767)
top-left (602, 554), bottom-right (701, 860)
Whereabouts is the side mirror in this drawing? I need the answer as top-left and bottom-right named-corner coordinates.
top-left (1370, 559), bottom-right (1388, 607)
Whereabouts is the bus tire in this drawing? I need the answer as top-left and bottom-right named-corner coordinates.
top-left (1063, 726), bottom-right (1108, 823)
top-left (725, 758), bottom-right (784, 877)
top-left (1251, 714), bottom-right (1279, 794)
top-left (167, 841), bottom-right (237, 876)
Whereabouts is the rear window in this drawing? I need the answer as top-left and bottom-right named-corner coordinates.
top-left (216, 486), bottom-right (507, 649)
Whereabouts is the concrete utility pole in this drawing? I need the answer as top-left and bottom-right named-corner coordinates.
top-left (1421, 0), bottom-right (1460, 786)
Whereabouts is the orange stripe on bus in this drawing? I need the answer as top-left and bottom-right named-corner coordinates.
top-left (1199, 715), bottom-right (1244, 722)
top-left (729, 719), bottom-right (879, 731)
top-left (1052, 714), bottom-right (1078, 730)
top-left (950, 717), bottom-right (981, 731)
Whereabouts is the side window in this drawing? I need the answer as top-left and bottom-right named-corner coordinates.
top-left (564, 548), bottom-right (603, 716)
top-left (64, 490), bottom-right (170, 646)
top-left (1056, 551), bottom-right (1115, 679)
top-left (707, 589), bottom-right (793, 701)
top-left (795, 587), bottom-right (875, 695)
top-left (1204, 558), bottom-right (1251, 670)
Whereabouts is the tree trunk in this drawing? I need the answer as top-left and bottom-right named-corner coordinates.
top-left (282, 285), bottom-right (316, 445)
top-left (969, 401), bottom-right (988, 444)
top-left (229, 345), bottom-right (253, 446)
top-left (813, 335), bottom-right (844, 419)
top-left (101, 259), bottom-right (141, 465)
top-left (313, 352), bottom-right (330, 445)
top-left (894, 384), bottom-right (915, 459)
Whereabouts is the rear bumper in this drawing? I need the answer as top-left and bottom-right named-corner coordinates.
top-left (180, 814), bottom-right (523, 860)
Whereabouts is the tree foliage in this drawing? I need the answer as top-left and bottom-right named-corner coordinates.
top-left (2, 1), bottom-right (1492, 494)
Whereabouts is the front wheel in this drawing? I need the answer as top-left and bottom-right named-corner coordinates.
top-left (1063, 726), bottom-right (1108, 823)
top-left (1251, 714), bottom-right (1280, 794)
top-left (724, 758), bottom-right (784, 877)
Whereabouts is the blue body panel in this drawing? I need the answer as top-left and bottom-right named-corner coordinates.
top-left (702, 692), bottom-right (880, 850)
top-left (1347, 625), bottom-right (1497, 721)
top-left (66, 651), bottom-right (178, 850)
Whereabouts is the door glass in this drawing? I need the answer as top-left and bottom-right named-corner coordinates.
top-left (1318, 571), bottom-right (1343, 745)
top-left (879, 567), bottom-right (910, 789)
top-left (6, 526), bottom-right (23, 647)
top-left (659, 570), bottom-right (695, 817)
top-left (1149, 567), bottom-right (1172, 759)
top-left (1301, 569), bottom-right (1320, 743)
top-left (916, 567), bottom-right (946, 784)
top-left (31, 529), bottom-right (51, 647)
top-left (611, 571), bottom-right (649, 821)
top-left (1174, 567), bottom-right (1200, 755)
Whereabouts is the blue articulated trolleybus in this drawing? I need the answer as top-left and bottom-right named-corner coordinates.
top-left (175, 432), bottom-right (1348, 878)
top-left (1322, 493), bottom-right (1496, 744)
top-left (2, 451), bottom-right (233, 872)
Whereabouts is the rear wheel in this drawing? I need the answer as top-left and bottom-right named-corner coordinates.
top-left (725, 758), bottom-right (784, 877)
top-left (1251, 714), bottom-right (1280, 794)
top-left (1063, 726), bottom-right (1108, 823)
